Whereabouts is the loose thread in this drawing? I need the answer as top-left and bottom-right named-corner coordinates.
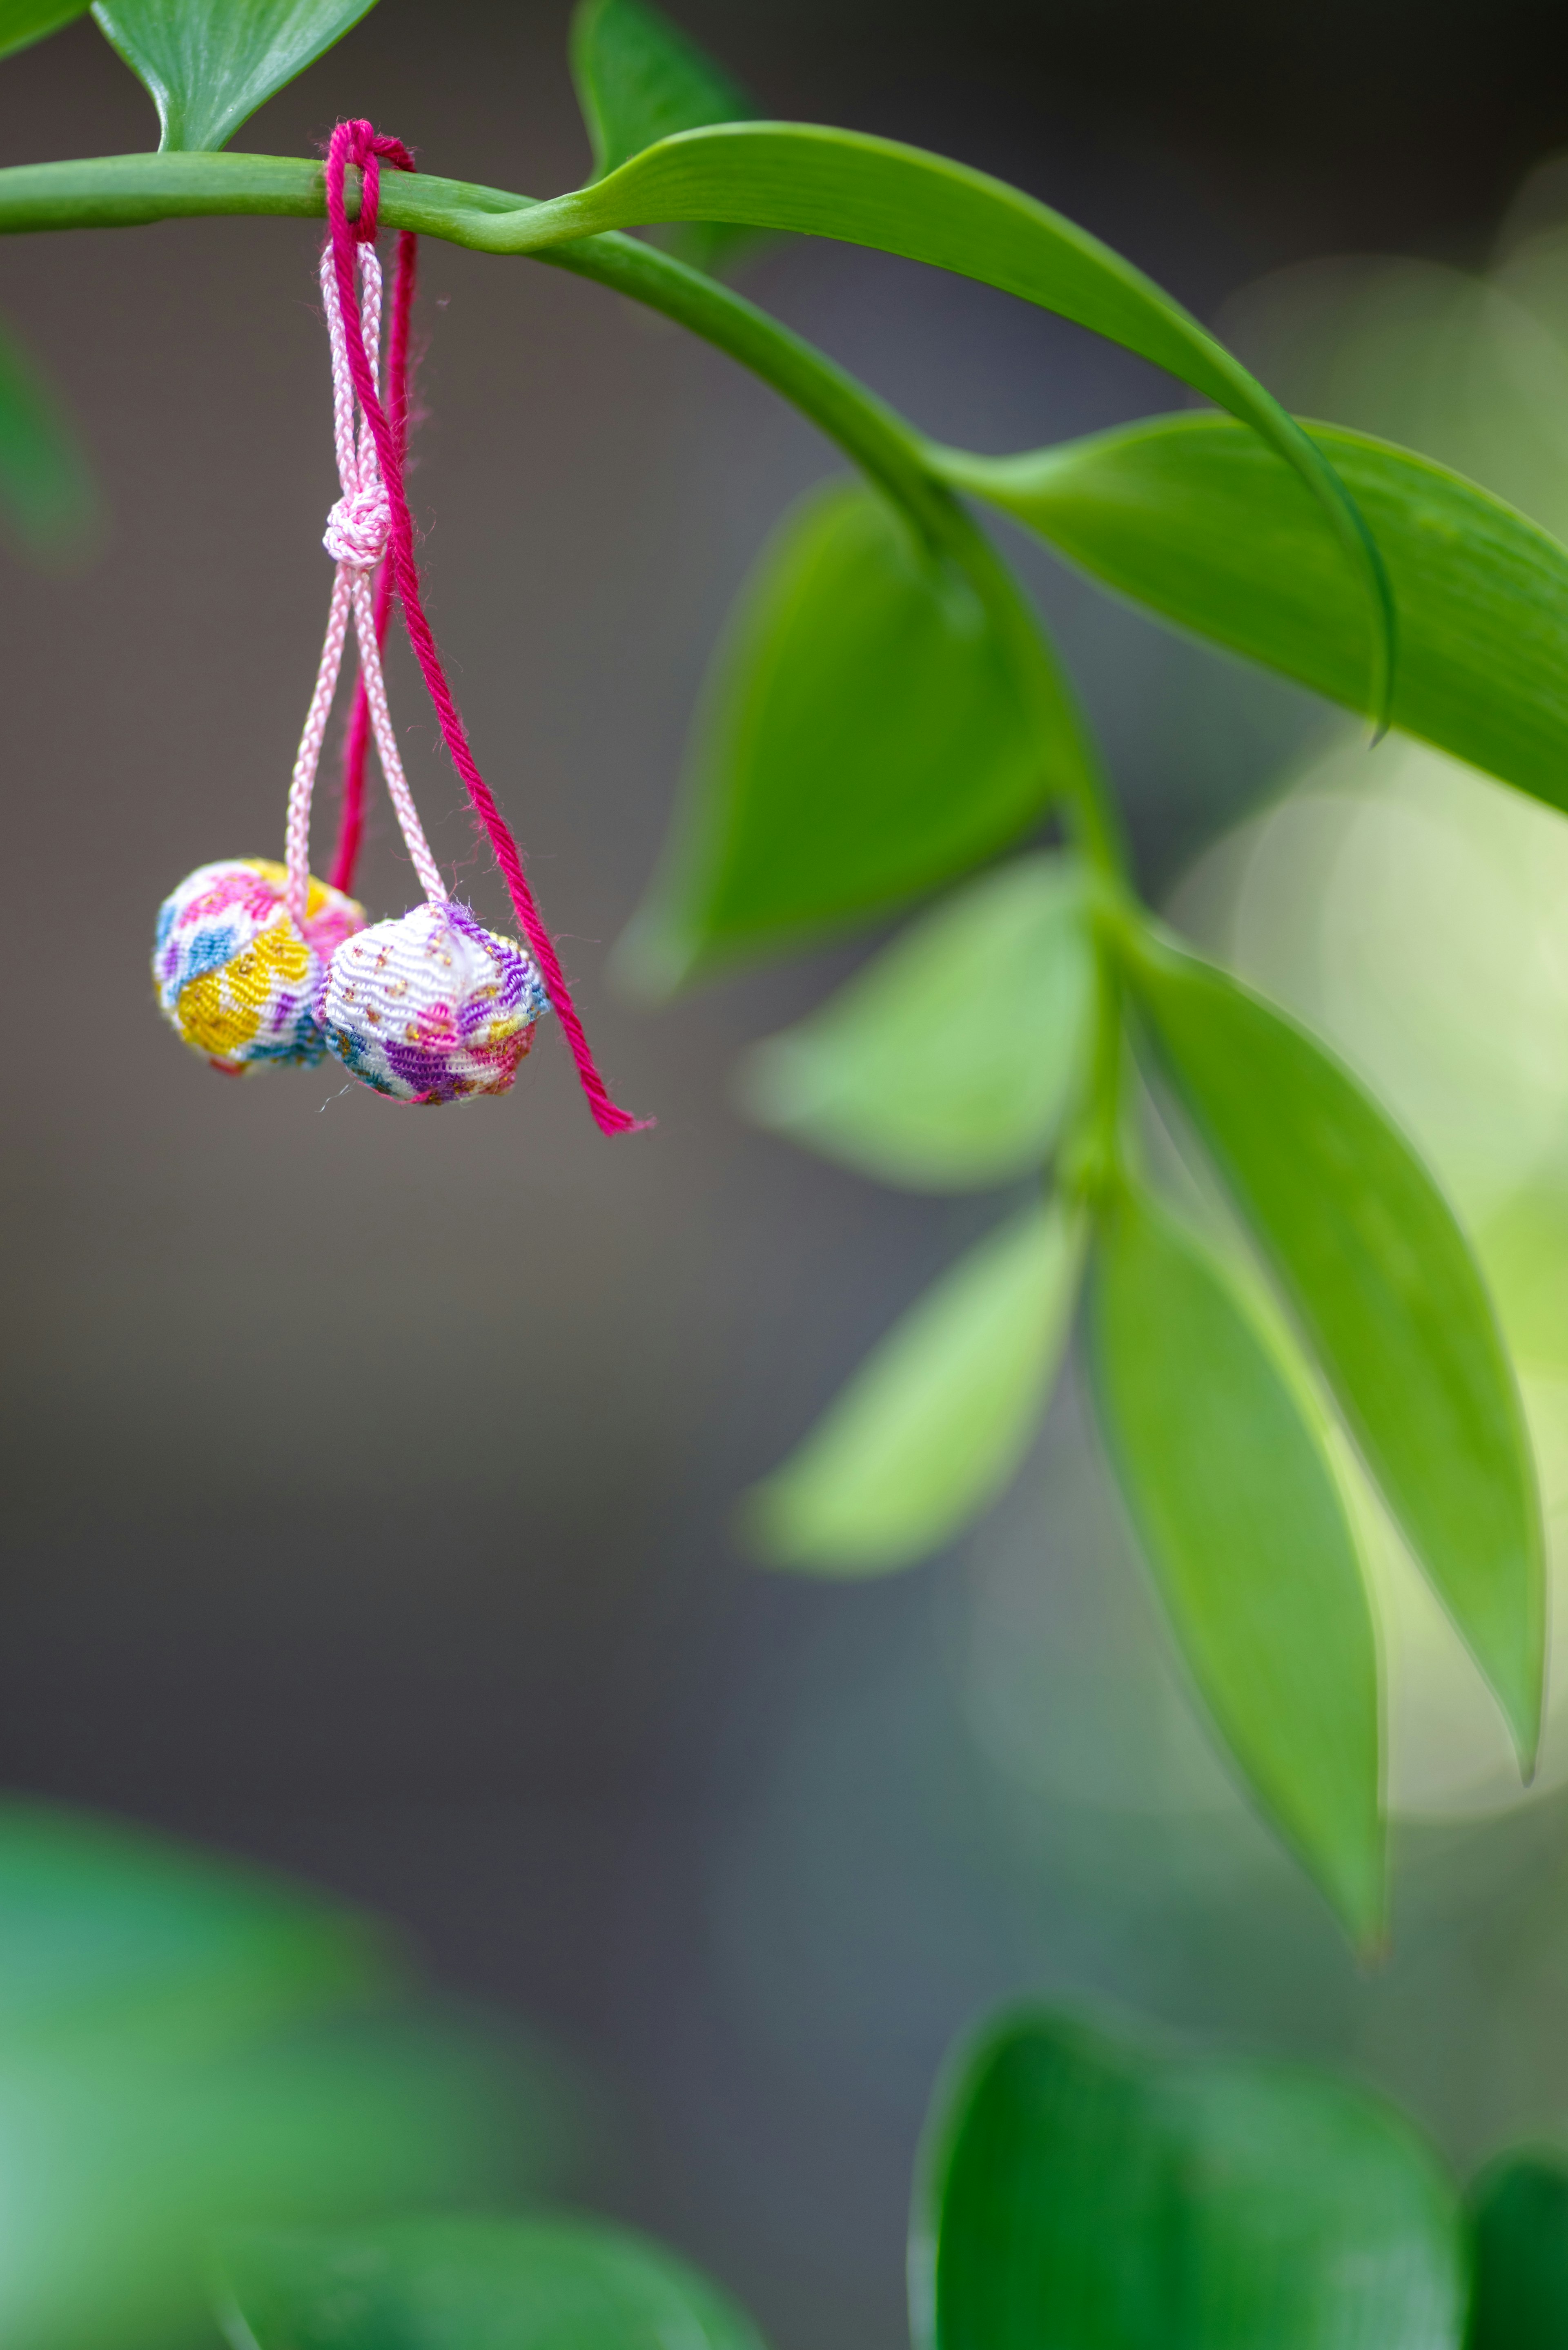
top-left (324, 119), bottom-right (648, 1139)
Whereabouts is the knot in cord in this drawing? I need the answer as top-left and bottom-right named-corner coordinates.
top-left (324, 482), bottom-right (390, 567)
top-left (337, 118), bottom-right (416, 247)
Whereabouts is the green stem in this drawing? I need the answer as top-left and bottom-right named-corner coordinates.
top-left (0, 147), bottom-right (1131, 886)
top-left (1061, 934), bottom-right (1130, 1201)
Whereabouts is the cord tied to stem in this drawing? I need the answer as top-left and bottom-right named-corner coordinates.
top-left (319, 117), bottom-right (650, 1138)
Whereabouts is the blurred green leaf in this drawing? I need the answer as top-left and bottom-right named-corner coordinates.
top-left (569, 0), bottom-right (753, 274)
top-left (91, 0), bottom-right (381, 151)
top-left (1468, 2151), bottom-right (1568, 2349)
top-left (0, 1797), bottom-right (395, 2058)
top-left (0, 312), bottom-right (94, 559)
top-left (618, 480), bottom-right (1047, 992)
top-left (938, 417), bottom-right (1568, 818)
top-left (913, 2005), bottom-right (1465, 2350)
top-left (523, 123), bottom-right (1394, 721)
top-left (1121, 928), bottom-right (1544, 1768)
top-left (216, 2212), bottom-right (768, 2350)
top-left (0, 1803), bottom-right (577, 2350)
top-left (0, 0), bottom-right (89, 62)
top-left (748, 1198), bottom-right (1082, 1574)
top-left (1089, 1191), bottom-right (1383, 1941)
top-left (4, 2014), bottom-right (561, 2350)
top-left (739, 852), bottom-right (1092, 1190)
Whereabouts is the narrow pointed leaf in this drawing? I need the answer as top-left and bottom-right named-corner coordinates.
top-left (516, 122), bottom-right (1394, 718)
top-left (915, 2006), bottom-right (1466, 2350)
top-left (1089, 1191), bottom-right (1383, 1942)
top-left (570, 0), bottom-right (754, 273)
top-left (1468, 2153), bottom-right (1568, 2349)
top-left (0, 0), bottom-right (88, 61)
top-left (739, 852), bottom-right (1092, 1189)
top-left (216, 2214), bottom-right (767, 2350)
top-left (939, 417), bottom-right (1568, 816)
top-left (749, 1199), bottom-right (1082, 1574)
top-left (0, 311), bottom-right (95, 557)
top-left (617, 479), bottom-right (1049, 993)
top-left (1120, 928), bottom-right (1544, 1765)
top-left (91, 0), bottom-right (381, 153)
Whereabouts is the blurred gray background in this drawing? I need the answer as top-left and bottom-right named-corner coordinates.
top-left (6, 5), bottom-right (1568, 2346)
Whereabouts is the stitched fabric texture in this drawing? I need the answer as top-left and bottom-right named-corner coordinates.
top-left (316, 899), bottom-right (549, 1104)
top-left (154, 859), bottom-right (365, 1075)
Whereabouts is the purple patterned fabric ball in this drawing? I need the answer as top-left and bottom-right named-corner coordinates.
top-left (316, 900), bottom-right (550, 1104)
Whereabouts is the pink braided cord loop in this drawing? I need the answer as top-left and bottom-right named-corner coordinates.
top-left (325, 119), bottom-right (648, 1139)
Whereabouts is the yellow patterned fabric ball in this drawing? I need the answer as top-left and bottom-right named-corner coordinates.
top-left (152, 858), bottom-right (365, 1075)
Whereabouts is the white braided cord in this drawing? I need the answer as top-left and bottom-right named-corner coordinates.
top-left (284, 242), bottom-right (444, 925)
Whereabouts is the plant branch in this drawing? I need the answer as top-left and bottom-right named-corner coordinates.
top-left (0, 147), bottom-right (1129, 881)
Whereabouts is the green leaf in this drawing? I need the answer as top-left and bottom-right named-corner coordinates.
top-left (517, 122), bottom-right (1394, 722)
top-left (913, 2005), bottom-right (1466, 2350)
top-left (216, 2213), bottom-right (768, 2350)
top-left (1118, 926), bottom-right (1545, 1767)
top-left (0, 1797), bottom-right (394, 2056)
top-left (0, 1802), bottom-right (569, 2350)
top-left (571, 0), bottom-right (751, 174)
top-left (617, 479), bottom-right (1048, 992)
top-left (739, 852), bottom-right (1093, 1190)
top-left (0, 0), bottom-right (89, 62)
top-left (1468, 2152), bottom-right (1568, 2349)
top-left (938, 415), bottom-right (1568, 817)
top-left (0, 310), bottom-right (95, 559)
top-left (9, 2016), bottom-right (559, 2350)
top-left (570, 0), bottom-right (755, 274)
top-left (91, 0), bottom-right (381, 152)
top-left (748, 1198), bottom-right (1082, 1574)
top-left (1089, 1190), bottom-right (1383, 1942)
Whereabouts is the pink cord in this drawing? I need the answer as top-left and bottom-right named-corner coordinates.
top-left (329, 224), bottom-right (414, 896)
top-left (324, 119), bottom-right (648, 1139)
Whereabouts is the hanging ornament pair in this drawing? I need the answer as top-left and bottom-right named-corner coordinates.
top-left (152, 121), bottom-right (642, 1132)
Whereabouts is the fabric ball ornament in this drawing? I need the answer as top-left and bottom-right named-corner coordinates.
top-left (153, 858), bottom-right (365, 1074)
top-left (316, 899), bottom-right (550, 1104)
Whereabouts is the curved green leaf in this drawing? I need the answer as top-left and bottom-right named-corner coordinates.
top-left (1468, 2152), bottom-right (1568, 2350)
top-left (0, 310), bottom-right (95, 559)
top-left (617, 479), bottom-right (1050, 993)
top-left (0, 0), bottom-right (88, 62)
top-left (216, 2213), bottom-right (767, 2350)
top-left (91, 0), bottom-right (381, 152)
top-left (514, 121), bottom-right (1394, 720)
top-left (914, 2005), bottom-right (1465, 2350)
top-left (748, 1199), bottom-right (1082, 1574)
top-left (739, 851), bottom-right (1093, 1190)
top-left (938, 416), bottom-right (1568, 815)
top-left (1089, 1190), bottom-right (1383, 1943)
top-left (570, 0), bottom-right (753, 273)
top-left (1119, 927), bottom-right (1544, 1766)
